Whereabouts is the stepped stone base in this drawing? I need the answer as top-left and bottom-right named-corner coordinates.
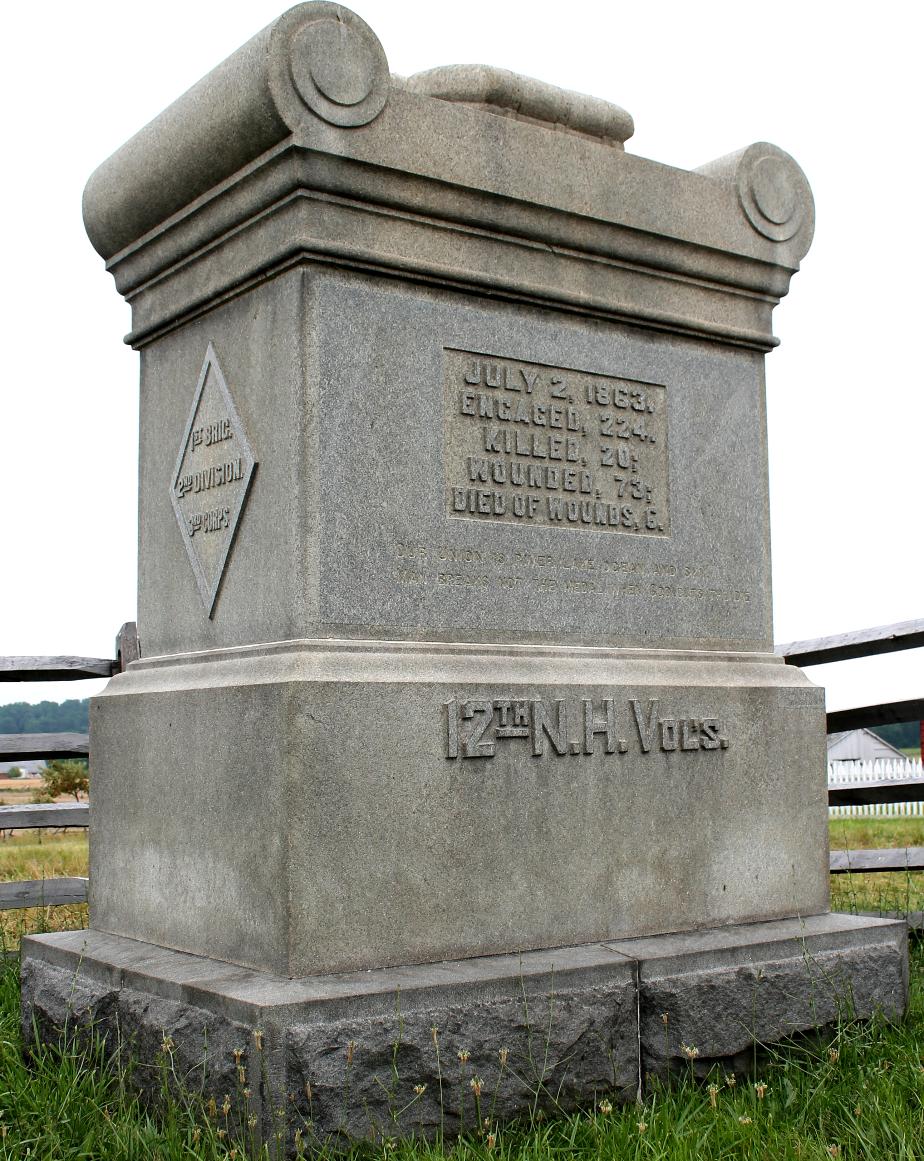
top-left (21, 915), bottom-right (907, 1148)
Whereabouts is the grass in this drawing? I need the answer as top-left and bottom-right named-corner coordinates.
top-left (1, 820), bottom-right (923, 1158)
top-left (0, 829), bottom-right (88, 950)
top-left (2, 945), bottom-right (923, 1159)
top-left (0, 958), bottom-right (248, 1160)
top-left (828, 818), bottom-right (924, 918)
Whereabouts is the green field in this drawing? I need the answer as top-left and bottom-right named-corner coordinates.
top-left (0, 830), bottom-right (88, 952)
top-left (828, 818), bottom-right (924, 918)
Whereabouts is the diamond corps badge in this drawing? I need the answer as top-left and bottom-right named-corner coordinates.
top-left (170, 344), bottom-right (256, 615)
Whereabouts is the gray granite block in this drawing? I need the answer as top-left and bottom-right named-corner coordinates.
top-left (76, 2), bottom-right (832, 999)
top-left (80, 3), bottom-right (816, 660)
top-left (21, 915), bottom-right (907, 1146)
top-left (22, 955), bottom-right (255, 1121)
top-left (285, 977), bottom-right (638, 1140)
top-left (89, 644), bottom-right (829, 977)
top-left (608, 913), bottom-right (909, 1079)
top-left (38, 9), bottom-right (902, 1152)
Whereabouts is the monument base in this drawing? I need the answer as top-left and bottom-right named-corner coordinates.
top-left (22, 915), bottom-right (907, 1146)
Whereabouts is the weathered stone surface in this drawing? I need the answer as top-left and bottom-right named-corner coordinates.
top-left (609, 913), bottom-right (909, 1078)
top-left (126, 265), bottom-right (789, 659)
top-left (169, 343), bottom-right (256, 615)
top-left (21, 955), bottom-right (255, 1114)
top-left (28, 5), bottom-right (904, 1144)
top-left (287, 981), bottom-right (638, 1140)
top-left (404, 65), bottom-right (635, 146)
top-left (79, 1), bottom-right (815, 660)
top-left (133, 272), bottom-right (787, 658)
top-left (78, 4), bottom-right (832, 983)
top-left (90, 645), bottom-right (828, 976)
top-left (21, 955), bottom-right (117, 1048)
top-left (21, 916), bottom-right (907, 1145)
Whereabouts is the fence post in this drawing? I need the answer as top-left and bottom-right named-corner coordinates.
top-left (115, 623), bottom-right (140, 672)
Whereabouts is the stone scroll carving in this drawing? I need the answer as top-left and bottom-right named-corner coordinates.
top-left (735, 142), bottom-right (812, 242)
top-left (696, 141), bottom-right (814, 251)
top-left (283, 3), bottom-right (389, 127)
top-left (83, 2), bottom-right (391, 260)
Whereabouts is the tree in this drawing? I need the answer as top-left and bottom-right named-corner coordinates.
top-left (35, 760), bottom-right (89, 802)
top-left (0, 698), bottom-right (89, 735)
top-left (871, 722), bottom-right (921, 751)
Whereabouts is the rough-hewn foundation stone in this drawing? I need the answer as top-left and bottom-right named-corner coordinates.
top-left (23, 916), bottom-right (907, 1145)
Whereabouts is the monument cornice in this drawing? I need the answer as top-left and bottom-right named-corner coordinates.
top-left (106, 141), bottom-right (803, 352)
top-left (84, 7), bottom-right (813, 352)
top-left (116, 637), bottom-right (800, 695)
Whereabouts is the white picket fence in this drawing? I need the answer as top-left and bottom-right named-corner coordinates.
top-left (828, 758), bottom-right (924, 818)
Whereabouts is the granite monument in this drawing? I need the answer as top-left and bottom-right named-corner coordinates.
top-left (22, 3), bottom-right (907, 1145)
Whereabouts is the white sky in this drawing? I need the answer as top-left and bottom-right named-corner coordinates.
top-left (1, 0), bottom-right (921, 712)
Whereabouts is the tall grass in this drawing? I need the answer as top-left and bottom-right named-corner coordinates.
top-left (0, 956), bottom-right (246, 1160)
top-left (2, 943), bottom-right (923, 1159)
top-left (0, 830), bottom-right (88, 949)
top-left (829, 818), bottom-right (924, 918)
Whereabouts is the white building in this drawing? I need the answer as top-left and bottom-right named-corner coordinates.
top-left (827, 728), bottom-right (905, 763)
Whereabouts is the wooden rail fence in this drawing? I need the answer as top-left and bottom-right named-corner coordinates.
top-left (779, 617), bottom-right (924, 877)
top-left (0, 624), bottom-right (135, 911)
top-left (0, 619), bottom-right (921, 914)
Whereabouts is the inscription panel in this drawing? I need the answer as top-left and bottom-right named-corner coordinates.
top-left (444, 349), bottom-right (669, 535)
top-left (170, 343), bottom-right (257, 616)
top-left (444, 697), bottom-right (730, 759)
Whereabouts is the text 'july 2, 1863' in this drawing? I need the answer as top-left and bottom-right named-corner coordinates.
top-left (444, 349), bottom-right (669, 535)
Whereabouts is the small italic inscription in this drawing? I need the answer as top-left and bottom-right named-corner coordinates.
top-left (170, 343), bottom-right (256, 616)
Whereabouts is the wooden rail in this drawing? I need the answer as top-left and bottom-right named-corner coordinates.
top-left (778, 618), bottom-right (924, 667)
top-left (0, 631), bottom-right (133, 915)
top-left (0, 878), bottom-right (88, 909)
top-left (0, 732), bottom-right (89, 761)
top-left (0, 622), bottom-right (137, 684)
top-left (826, 698), bottom-right (924, 733)
top-left (0, 804), bottom-right (90, 914)
top-left (830, 848), bottom-right (924, 874)
top-left (828, 778), bottom-right (924, 808)
top-left (0, 803), bottom-right (89, 829)
top-left (0, 656), bottom-right (116, 682)
top-left (781, 618), bottom-right (924, 886)
top-left (780, 621), bottom-right (924, 730)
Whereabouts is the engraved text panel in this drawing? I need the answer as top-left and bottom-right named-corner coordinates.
top-left (444, 349), bottom-right (669, 535)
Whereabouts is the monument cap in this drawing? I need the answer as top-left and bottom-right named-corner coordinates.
top-left (83, 0), bottom-right (814, 348)
top-left (404, 64), bottom-right (635, 146)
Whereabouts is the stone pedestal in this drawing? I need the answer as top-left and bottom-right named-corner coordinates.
top-left (21, 1), bottom-right (907, 1141)
top-left (23, 916), bottom-right (907, 1145)
top-left (86, 642), bottom-right (830, 978)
